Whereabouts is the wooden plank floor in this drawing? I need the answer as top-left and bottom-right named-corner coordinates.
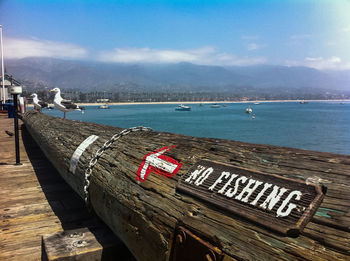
top-left (0, 113), bottom-right (135, 260)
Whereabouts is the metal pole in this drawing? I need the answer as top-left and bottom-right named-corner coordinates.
top-left (0, 25), bottom-right (5, 103)
top-left (13, 93), bottom-right (21, 165)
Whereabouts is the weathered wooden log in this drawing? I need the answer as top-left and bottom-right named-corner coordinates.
top-left (23, 111), bottom-right (350, 261)
top-left (42, 227), bottom-right (136, 261)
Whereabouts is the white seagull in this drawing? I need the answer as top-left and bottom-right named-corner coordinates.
top-left (50, 88), bottom-right (84, 118)
top-left (31, 93), bottom-right (48, 111)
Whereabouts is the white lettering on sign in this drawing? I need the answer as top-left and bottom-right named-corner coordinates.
top-left (185, 165), bottom-right (206, 184)
top-left (225, 176), bottom-right (247, 198)
top-left (183, 166), bottom-right (302, 218)
top-left (69, 135), bottom-right (99, 174)
top-left (218, 173), bottom-right (238, 194)
top-left (260, 185), bottom-right (288, 211)
top-left (208, 171), bottom-right (230, 191)
top-left (276, 190), bottom-right (302, 217)
top-left (250, 183), bottom-right (273, 206)
top-left (194, 167), bottom-right (213, 186)
top-left (236, 179), bottom-right (263, 203)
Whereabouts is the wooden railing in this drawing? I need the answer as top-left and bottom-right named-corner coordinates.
top-left (23, 111), bottom-right (350, 261)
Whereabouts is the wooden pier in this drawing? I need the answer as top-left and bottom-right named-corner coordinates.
top-left (0, 113), bottom-right (135, 260)
top-left (2, 110), bottom-right (350, 260)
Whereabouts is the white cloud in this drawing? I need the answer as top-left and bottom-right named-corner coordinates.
top-left (290, 34), bottom-right (311, 40)
top-left (3, 37), bottom-right (267, 66)
top-left (288, 34), bottom-right (312, 46)
top-left (340, 27), bottom-right (350, 33)
top-left (241, 35), bottom-right (259, 40)
top-left (98, 47), bottom-right (199, 64)
top-left (247, 43), bottom-right (258, 51)
top-left (98, 47), bottom-right (267, 66)
top-left (247, 43), bottom-right (266, 51)
top-left (325, 41), bottom-right (337, 46)
top-left (3, 37), bottom-right (88, 59)
top-left (285, 56), bottom-right (350, 70)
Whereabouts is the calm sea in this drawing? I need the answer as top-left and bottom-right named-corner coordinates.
top-left (44, 102), bottom-right (350, 155)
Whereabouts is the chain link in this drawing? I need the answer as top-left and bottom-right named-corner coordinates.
top-left (83, 126), bottom-right (152, 208)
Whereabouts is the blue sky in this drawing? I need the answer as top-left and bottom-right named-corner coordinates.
top-left (1, 0), bottom-right (350, 70)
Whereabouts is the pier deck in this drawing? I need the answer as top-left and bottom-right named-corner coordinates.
top-left (0, 113), bottom-right (134, 260)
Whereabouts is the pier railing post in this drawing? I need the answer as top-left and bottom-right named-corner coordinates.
top-left (9, 77), bottom-right (22, 165)
top-left (13, 93), bottom-right (20, 165)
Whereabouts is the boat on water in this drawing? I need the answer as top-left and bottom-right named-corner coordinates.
top-left (98, 104), bottom-right (110, 109)
top-left (300, 100), bottom-right (308, 104)
top-left (254, 102), bottom-right (260, 105)
top-left (175, 104), bottom-right (191, 111)
top-left (246, 106), bottom-right (253, 114)
top-left (211, 104), bottom-right (221, 108)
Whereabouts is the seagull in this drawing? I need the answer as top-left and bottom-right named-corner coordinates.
top-left (31, 93), bottom-right (48, 111)
top-left (50, 88), bottom-right (84, 118)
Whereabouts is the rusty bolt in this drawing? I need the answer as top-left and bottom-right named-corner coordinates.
top-left (175, 230), bottom-right (187, 246)
top-left (205, 250), bottom-right (216, 261)
top-left (176, 234), bottom-right (183, 245)
top-left (72, 240), bottom-right (86, 248)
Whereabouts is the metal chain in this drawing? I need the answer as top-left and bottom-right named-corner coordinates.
top-left (83, 126), bottom-right (152, 208)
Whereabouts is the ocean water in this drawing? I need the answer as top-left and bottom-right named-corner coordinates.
top-left (44, 102), bottom-right (350, 155)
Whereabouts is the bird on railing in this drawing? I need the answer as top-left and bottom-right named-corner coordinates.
top-left (50, 88), bottom-right (85, 118)
top-left (31, 93), bottom-right (48, 112)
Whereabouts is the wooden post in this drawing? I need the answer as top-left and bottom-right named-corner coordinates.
top-left (13, 93), bottom-right (21, 165)
top-left (23, 111), bottom-right (350, 261)
top-left (42, 227), bottom-right (136, 261)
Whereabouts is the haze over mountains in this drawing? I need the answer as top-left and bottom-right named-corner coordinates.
top-left (6, 57), bottom-right (350, 94)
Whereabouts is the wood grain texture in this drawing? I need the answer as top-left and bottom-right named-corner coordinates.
top-left (42, 227), bottom-right (135, 261)
top-left (23, 111), bottom-right (350, 261)
top-left (0, 113), bottom-right (134, 261)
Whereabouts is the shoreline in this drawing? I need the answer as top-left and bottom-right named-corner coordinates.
top-left (75, 99), bottom-right (350, 106)
top-left (27, 99), bottom-right (350, 107)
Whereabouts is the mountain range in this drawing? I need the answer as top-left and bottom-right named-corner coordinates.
top-left (5, 57), bottom-right (350, 94)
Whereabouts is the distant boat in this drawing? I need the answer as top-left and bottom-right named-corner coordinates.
top-left (210, 104), bottom-right (221, 108)
top-left (300, 100), bottom-right (308, 104)
top-left (99, 104), bottom-right (110, 109)
top-left (175, 104), bottom-right (191, 111)
top-left (246, 106), bottom-right (253, 114)
top-left (254, 102), bottom-right (260, 105)
top-left (223, 104), bottom-right (227, 107)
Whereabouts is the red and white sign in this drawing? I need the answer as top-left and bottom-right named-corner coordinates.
top-left (137, 145), bottom-right (182, 182)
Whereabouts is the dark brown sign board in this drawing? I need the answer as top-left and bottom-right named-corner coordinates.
top-left (177, 160), bottom-right (326, 236)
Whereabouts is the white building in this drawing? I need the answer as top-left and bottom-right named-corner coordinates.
top-left (0, 74), bottom-right (21, 102)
